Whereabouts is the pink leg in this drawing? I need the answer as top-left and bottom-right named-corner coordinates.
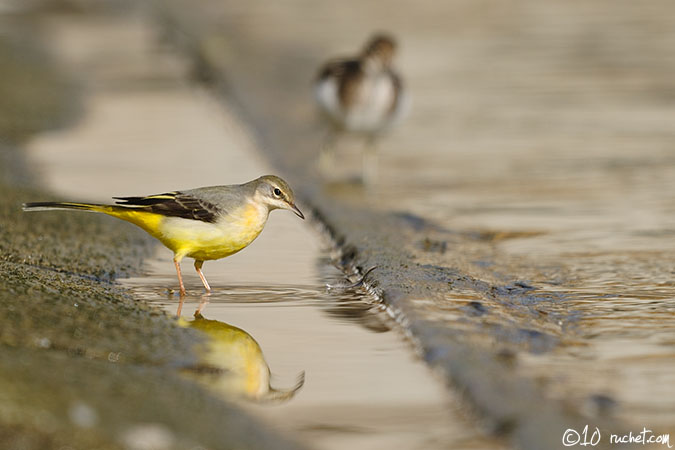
top-left (195, 297), bottom-right (209, 317)
top-left (174, 259), bottom-right (186, 296)
top-left (194, 260), bottom-right (211, 292)
top-left (176, 296), bottom-right (185, 317)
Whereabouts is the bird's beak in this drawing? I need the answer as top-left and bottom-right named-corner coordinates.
top-left (289, 203), bottom-right (305, 219)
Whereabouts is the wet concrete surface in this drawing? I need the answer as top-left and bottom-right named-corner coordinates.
top-left (154, 0), bottom-right (675, 448)
top-left (0, 6), bottom-right (305, 450)
top-left (4, 1), bottom-right (674, 449)
top-left (21, 6), bottom-right (505, 450)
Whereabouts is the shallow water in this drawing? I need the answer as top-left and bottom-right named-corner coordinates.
top-left (122, 250), bottom-right (491, 450)
top-left (25, 10), bottom-right (503, 450)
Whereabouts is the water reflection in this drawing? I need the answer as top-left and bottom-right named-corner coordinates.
top-left (181, 307), bottom-right (305, 403)
top-left (123, 267), bottom-right (474, 448)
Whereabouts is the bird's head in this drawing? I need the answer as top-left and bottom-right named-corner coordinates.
top-left (253, 175), bottom-right (304, 219)
top-left (362, 33), bottom-right (397, 67)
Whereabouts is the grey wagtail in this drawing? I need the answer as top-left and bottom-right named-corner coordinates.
top-left (23, 175), bottom-right (304, 295)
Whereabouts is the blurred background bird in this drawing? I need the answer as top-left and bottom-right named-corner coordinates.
top-left (314, 32), bottom-right (408, 184)
top-left (23, 175), bottom-right (304, 296)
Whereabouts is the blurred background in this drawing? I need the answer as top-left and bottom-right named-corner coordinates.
top-left (1, 0), bottom-right (674, 449)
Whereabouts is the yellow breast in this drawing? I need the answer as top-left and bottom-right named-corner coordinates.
top-left (157, 202), bottom-right (269, 261)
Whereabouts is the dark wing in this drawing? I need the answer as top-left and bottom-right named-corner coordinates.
top-left (113, 192), bottom-right (221, 223)
top-left (316, 58), bottom-right (363, 109)
top-left (316, 58), bottom-right (362, 82)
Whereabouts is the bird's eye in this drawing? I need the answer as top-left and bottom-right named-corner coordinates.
top-left (273, 188), bottom-right (282, 197)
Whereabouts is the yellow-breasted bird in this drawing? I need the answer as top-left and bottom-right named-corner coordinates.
top-left (22, 175), bottom-right (304, 295)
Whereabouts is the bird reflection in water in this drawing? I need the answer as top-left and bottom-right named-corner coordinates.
top-left (180, 300), bottom-right (305, 403)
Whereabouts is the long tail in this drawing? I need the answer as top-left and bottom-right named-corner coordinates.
top-left (22, 201), bottom-right (111, 213)
top-left (22, 202), bottom-right (163, 239)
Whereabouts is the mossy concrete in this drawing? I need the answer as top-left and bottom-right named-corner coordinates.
top-left (0, 9), bottom-right (305, 450)
top-left (0, 20), bottom-right (78, 144)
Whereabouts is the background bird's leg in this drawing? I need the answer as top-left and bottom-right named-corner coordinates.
top-left (194, 260), bottom-right (211, 292)
top-left (319, 128), bottom-right (337, 176)
top-left (174, 258), bottom-right (186, 296)
top-left (362, 134), bottom-right (378, 185)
